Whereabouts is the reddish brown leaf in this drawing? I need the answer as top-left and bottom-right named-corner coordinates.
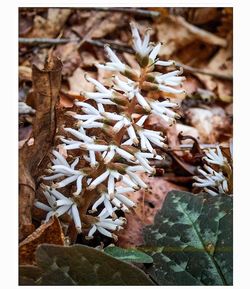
top-left (117, 175), bottom-right (186, 248)
top-left (19, 57), bottom-right (62, 241)
top-left (19, 217), bottom-right (65, 265)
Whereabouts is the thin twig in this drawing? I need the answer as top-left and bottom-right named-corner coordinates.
top-left (83, 7), bottom-right (160, 18)
top-left (19, 37), bottom-right (232, 80)
top-left (171, 15), bottom-right (227, 48)
top-left (19, 37), bottom-right (134, 53)
top-left (170, 144), bottom-right (230, 151)
top-left (176, 62), bottom-right (233, 81)
top-left (19, 37), bottom-right (75, 45)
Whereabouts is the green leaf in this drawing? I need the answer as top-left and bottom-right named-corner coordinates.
top-left (19, 244), bottom-right (155, 285)
top-left (104, 246), bottom-right (153, 263)
top-left (19, 265), bottom-right (42, 285)
top-left (143, 190), bottom-right (233, 285)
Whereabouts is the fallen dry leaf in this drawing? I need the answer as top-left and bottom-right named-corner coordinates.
top-left (91, 13), bottom-right (128, 38)
top-left (19, 66), bottom-right (32, 82)
top-left (68, 67), bottom-right (96, 93)
top-left (185, 106), bottom-right (232, 143)
top-left (117, 175), bottom-right (186, 248)
top-left (19, 216), bottom-right (64, 265)
top-left (27, 8), bottom-right (71, 38)
top-left (157, 15), bottom-right (226, 58)
top-left (54, 42), bottom-right (82, 76)
top-left (19, 57), bottom-right (62, 241)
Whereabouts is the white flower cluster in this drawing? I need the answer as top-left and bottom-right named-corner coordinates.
top-left (193, 146), bottom-right (231, 196)
top-left (36, 22), bottom-right (185, 241)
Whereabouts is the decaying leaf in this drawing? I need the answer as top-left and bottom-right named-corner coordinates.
top-left (185, 106), bottom-right (232, 143)
top-left (19, 57), bottom-right (62, 241)
top-left (68, 68), bottom-right (95, 93)
top-left (27, 8), bottom-right (71, 38)
top-left (157, 15), bottom-right (226, 58)
top-left (117, 176), bottom-right (186, 248)
top-left (19, 216), bottom-right (65, 265)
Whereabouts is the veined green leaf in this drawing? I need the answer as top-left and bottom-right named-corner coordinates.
top-left (143, 191), bottom-right (233, 285)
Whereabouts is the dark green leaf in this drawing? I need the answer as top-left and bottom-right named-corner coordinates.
top-left (104, 246), bottom-right (153, 263)
top-left (19, 244), bottom-right (155, 285)
top-left (143, 190), bottom-right (233, 285)
top-left (19, 265), bottom-right (42, 285)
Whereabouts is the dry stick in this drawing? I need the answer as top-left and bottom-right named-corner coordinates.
top-left (171, 15), bottom-right (227, 47)
top-left (18, 37), bottom-right (232, 80)
top-left (83, 7), bottom-right (160, 18)
top-left (175, 62), bottom-right (233, 81)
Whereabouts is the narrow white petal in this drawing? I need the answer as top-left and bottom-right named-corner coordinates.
top-left (149, 43), bottom-right (161, 61)
top-left (116, 147), bottom-right (135, 161)
top-left (56, 199), bottom-right (72, 207)
top-left (85, 76), bottom-right (109, 93)
top-left (52, 150), bottom-right (70, 167)
top-left (115, 187), bottom-right (134, 194)
top-left (127, 125), bottom-right (139, 144)
top-left (34, 201), bottom-right (52, 212)
top-left (136, 92), bottom-right (151, 111)
top-left (97, 221), bottom-right (117, 231)
top-left (127, 171), bottom-right (147, 188)
top-left (49, 188), bottom-right (69, 201)
top-left (113, 119), bottom-right (125, 132)
top-left (89, 171), bottom-right (110, 189)
top-left (43, 173), bottom-right (64, 181)
top-left (56, 175), bottom-right (79, 188)
top-left (136, 115), bottom-right (148, 127)
top-left (155, 60), bottom-right (175, 66)
top-left (55, 204), bottom-right (71, 217)
top-left (92, 194), bottom-right (105, 211)
top-left (97, 226), bottom-right (113, 238)
top-left (89, 150), bottom-right (97, 167)
top-left (108, 175), bottom-right (115, 195)
top-left (104, 45), bottom-right (122, 64)
top-left (88, 225), bottom-right (97, 237)
top-left (74, 175), bottom-right (84, 195)
top-left (104, 196), bottom-right (114, 216)
top-left (104, 149), bottom-right (116, 164)
top-left (121, 175), bottom-right (138, 189)
top-left (71, 204), bottom-right (82, 233)
top-left (84, 144), bottom-right (108, 152)
top-left (70, 157), bottom-right (79, 170)
top-left (115, 193), bottom-right (136, 208)
top-left (52, 165), bottom-right (80, 175)
top-left (45, 211), bottom-right (55, 222)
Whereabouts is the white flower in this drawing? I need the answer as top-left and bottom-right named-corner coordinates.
top-left (149, 99), bottom-right (180, 125)
top-left (155, 60), bottom-right (175, 66)
top-left (88, 169), bottom-right (139, 193)
top-left (149, 42), bottom-right (161, 62)
top-left (113, 76), bottom-right (137, 99)
top-left (63, 126), bottom-right (98, 168)
top-left (86, 208), bottom-right (126, 240)
top-left (110, 115), bottom-right (139, 145)
top-left (80, 76), bottom-right (117, 105)
top-left (135, 152), bottom-right (162, 173)
top-left (193, 165), bottom-right (228, 196)
top-left (134, 115), bottom-right (166, 152)
top-left (34, 187), bottom-right (82, 233)
top-left (66, 102), bottom-right (106, 129)
top-left (130, 22), bottom-right (153, 57)
top-left (43, 150), bottom-right (85, 196)
top-left (96, 45), bottom-right (126, 73)
top-left (155, 69), bottom-right (185, 86)
top-left (203, 146), bottom-right (228, 167)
